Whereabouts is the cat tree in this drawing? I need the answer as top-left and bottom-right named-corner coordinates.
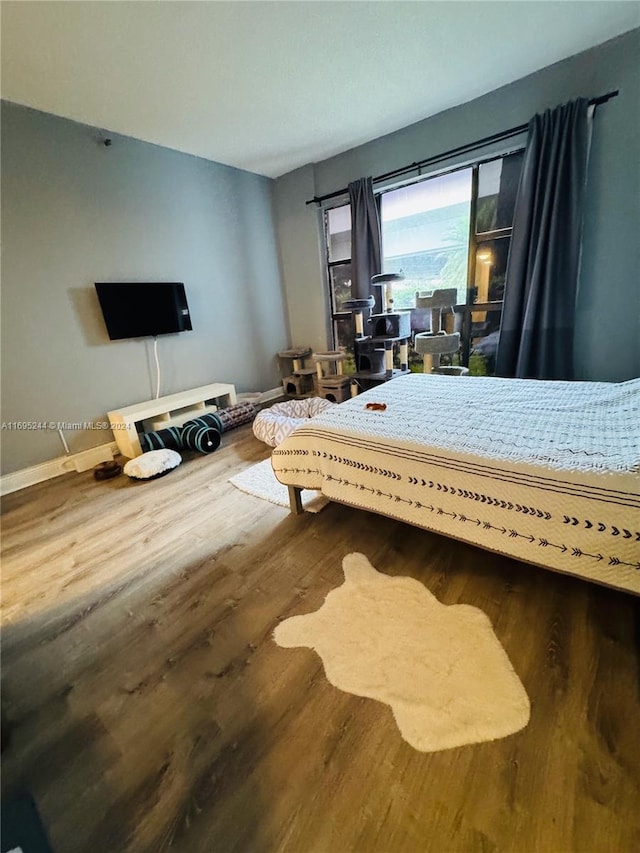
top-left (278, 347), bottom-right (317, 397)
top-left (413, 288), bottom-right (468, 375)
top-left (346, 274), bottom-right (411, 391)
top-left (314, 351), bottom-right (351, 402)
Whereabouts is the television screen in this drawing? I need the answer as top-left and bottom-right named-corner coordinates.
top-left (95, 282), bottom-right (192, 340)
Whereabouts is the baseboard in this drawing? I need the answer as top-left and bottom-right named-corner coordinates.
top-left (236, 387), bottom-right (283, 407)
top-left (0, 389), bottom-right (282, 497)
top-left (257, 387), bottom-right (284, 403)
top-left (0, 442), bottom-right (117, 497)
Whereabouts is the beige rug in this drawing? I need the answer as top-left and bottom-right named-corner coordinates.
top-left (228, 458), bottom-right (329, 513)
top-left (274, 553), bottom-right (530, 752)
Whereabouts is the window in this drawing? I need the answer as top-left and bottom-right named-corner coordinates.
top-left (323, 151), bottom-right (523, 376)
top-left (324, 205), bottom-right (354, 356)
top-left (381, 169), bottom-right (472, 308)
top-left (462, 152), bottom-right (523, 374)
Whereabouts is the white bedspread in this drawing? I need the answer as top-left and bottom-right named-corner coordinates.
top-left (304, 374), bottom-right (640, 474)
top-left (272, 374), bottom-right (640, 593)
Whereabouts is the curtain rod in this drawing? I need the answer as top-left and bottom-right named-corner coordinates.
top-left (305, 90), bottom-right (619, 206)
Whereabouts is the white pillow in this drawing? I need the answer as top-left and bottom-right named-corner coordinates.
top-left (123, 449), bottom-right (182, 480)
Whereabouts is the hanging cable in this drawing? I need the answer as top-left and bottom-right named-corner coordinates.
top-left (57, 428), bottom-right (70, 454)
top-left (153, 336), bottom-right (161, 399)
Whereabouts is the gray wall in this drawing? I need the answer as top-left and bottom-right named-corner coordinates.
top-left (274, 29), bottom-right (640, 382)
top-left (1, 102), bottom-right (289, 473)
top-left (3, 30), bottom-right (639, 475)
top-left (273, 165), bottom-right (328, 354)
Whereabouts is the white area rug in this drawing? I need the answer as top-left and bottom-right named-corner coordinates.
top-left (229, 458), bottom-right (329, 513)
top-left (274, 553), bottom-right (530, 752)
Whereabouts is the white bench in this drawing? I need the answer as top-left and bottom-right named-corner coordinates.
top-left (108, 383), bottom-right (237, 458)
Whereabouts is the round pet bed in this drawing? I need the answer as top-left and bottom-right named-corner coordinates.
top-left (123, 449), bottom-right (182, 480)
top-left (253, 397), bottom-right (334, 447)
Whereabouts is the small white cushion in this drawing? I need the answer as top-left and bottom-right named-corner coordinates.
top-left (123, 449), bottom-right (182, 480)
top-left (253, 397), bottom-right (334, 447)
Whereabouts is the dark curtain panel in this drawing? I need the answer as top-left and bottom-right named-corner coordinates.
top-left (495, 98), bottom-right (590, 380)
top-left (349, 177), bottom-right (382, 307)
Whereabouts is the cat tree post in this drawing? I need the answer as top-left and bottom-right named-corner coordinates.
top-left (278, 347), bottom-right (316, 397)
top-left (414, 333), bottom-right (461, 373)
top-left (344, 296), bottom-right (376, 340)
top-left (314, 351), bottom-right (351, 402)
top-left (414, 288), bottom-right (467, 375)
top-left (371, 272), bottom-right (405, 313)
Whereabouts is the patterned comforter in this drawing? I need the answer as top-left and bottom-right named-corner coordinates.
top-left (272, 374), bottom-right (640, 593)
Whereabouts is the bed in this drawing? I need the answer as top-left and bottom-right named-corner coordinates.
top-left (272, 373), bottom-right (640, 594)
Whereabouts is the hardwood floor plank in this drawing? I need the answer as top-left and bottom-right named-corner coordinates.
top-left (2, 424), bottom-right (639, 852)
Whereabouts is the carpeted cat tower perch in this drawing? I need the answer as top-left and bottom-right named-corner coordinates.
top-left (414, 288), bottom-right (469, 376)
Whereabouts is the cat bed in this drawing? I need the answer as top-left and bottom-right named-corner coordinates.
top-left (253, 397), bottom-right (334, 447)
top-left (123, 448), bottom-right (182, 480)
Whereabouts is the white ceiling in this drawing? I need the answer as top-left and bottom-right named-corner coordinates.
top-left (2, 2), bottom-right (638, 178)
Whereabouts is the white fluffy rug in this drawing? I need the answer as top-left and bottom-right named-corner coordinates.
top-left (228, 458), bottom-right (329, 513)
top-left (274, 553), bottom-right (530, 752)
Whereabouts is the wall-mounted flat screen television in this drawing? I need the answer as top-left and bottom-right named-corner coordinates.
top-left (95, 282), bottom-right (192, 340)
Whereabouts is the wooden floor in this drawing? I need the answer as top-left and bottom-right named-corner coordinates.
top-left (1, 424), bottom-right (639, 853)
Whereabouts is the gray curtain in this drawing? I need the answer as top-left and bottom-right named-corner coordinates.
top-left (495, 98), bottom-right (590, 380)
top-left (349, 177), bottom-right (382, 308)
